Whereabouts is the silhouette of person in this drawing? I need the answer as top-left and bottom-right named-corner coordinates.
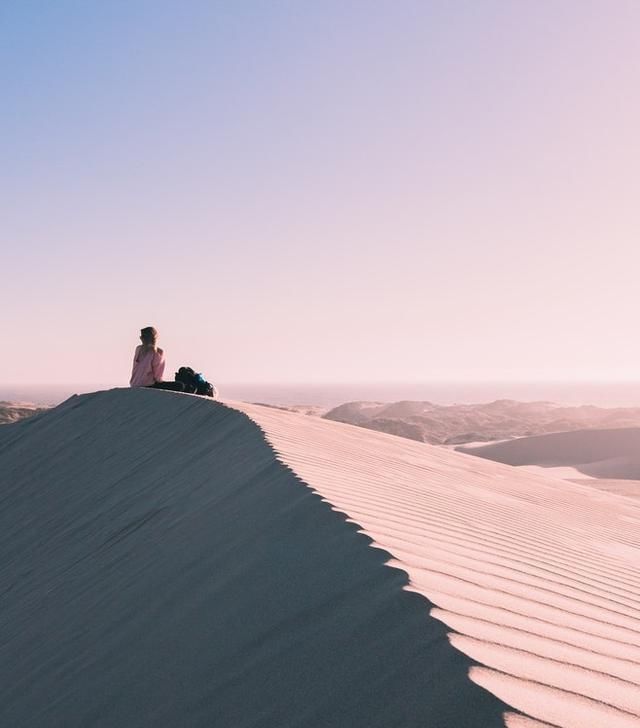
top-left (130, 326), bottom-right (184, 391)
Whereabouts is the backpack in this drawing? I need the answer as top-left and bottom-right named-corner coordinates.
top-left (174, 367), bottom-right (218, 398)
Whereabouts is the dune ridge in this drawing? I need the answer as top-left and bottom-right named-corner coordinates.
top-left (233, 401), bottom-right (640, 727)
top-left (1, 389), bottom-right (638, 726)
top-left (0, 388), bottom-right (509, 727)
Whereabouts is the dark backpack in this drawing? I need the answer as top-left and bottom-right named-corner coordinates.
top-left (175, 367), bottom-right (218, 398)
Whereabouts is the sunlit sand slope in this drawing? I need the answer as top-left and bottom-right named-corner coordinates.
top-left (459, 428), bottom-right (640, 480)
top-left (569, 479), bottom-right (640, 500)
top-left (233, 402), bottom-right (640, 728)
top-left (0, 388), bottom-right (509, 728)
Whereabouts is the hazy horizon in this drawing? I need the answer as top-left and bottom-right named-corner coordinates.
top-left (5, 379), bottom-right (640, 409)
top-left (4, 2), bottom-right (640, 385)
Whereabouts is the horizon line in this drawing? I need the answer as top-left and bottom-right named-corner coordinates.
top-left (4, 379), bottom-right (640, 388)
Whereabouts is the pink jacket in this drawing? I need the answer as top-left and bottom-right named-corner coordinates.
top-left (130, 346), bottom-right (166, 387)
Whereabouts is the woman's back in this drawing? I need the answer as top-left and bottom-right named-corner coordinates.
top-left (130, 344), bottom-right (165, 387)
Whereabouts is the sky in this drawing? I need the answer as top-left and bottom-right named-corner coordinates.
top-left (2, 0), bottom-right (639, 386)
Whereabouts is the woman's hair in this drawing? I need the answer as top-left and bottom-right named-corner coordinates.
top-left (140, 326), bottom-right (158, 345)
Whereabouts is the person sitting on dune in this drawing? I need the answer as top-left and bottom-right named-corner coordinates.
top-left (130, 327), bottom-right (184, 391)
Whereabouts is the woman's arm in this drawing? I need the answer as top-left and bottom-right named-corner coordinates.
top-left (152, 348), bottom-right (166, 383)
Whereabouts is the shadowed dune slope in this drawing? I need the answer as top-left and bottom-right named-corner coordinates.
top-left (0, 388), bottom-right (509, 728)
top-left (233, 402), bottom-right (640, 728)
top-left (458, 428), bottom-right (640, 479)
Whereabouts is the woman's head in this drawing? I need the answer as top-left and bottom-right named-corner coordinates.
top-left (140, 326), bottom-right (158, 346)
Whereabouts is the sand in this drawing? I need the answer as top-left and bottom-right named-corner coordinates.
top-left (569, 479), bottom-right (640, 500)
top-left (234, 401), bottom-right (640, 727)
top-left (0, 388), bottom-right (638, 727)
top-left (459, 428), bottom-right (640, 481)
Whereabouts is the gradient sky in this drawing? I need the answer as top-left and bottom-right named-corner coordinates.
top-left (3, 1), bottom-right (639, 385)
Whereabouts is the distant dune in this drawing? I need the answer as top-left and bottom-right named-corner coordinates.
top-left (458, 428), bottom-right (640, 481)
top-left (0, 389), bottom-right (638, 726)
top-left (323, 398), bottom-right (640, 445)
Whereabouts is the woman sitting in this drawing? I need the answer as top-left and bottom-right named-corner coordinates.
top-left (130, 326), bottom-right (184, 391)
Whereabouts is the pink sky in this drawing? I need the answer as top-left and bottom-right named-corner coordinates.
top-left (3, 2), bottom-right (639, 386)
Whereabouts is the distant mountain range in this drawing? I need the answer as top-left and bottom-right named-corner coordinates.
top-left (0, 402), bottom-right (48, 425)
top-left (322, 399), bottom-right (640, 445)
top-left (9, 396), bottom-right (640, 450)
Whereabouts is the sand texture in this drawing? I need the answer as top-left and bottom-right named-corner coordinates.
top-left (235, 401), bottom-right (640, 727)
top-left (0, 388), bottom-right (638, 726)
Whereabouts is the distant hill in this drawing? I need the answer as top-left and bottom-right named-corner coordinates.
top-left (457, 427), bottom-right (640, 480)
top-left (0, 401), bottom-right (48, 425)
top-left (323, 399), bottom-right (640, 445)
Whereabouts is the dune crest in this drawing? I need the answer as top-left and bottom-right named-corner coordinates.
top-left (1, 389), bottom-right (638, 726)
top-left (233, 401), bottom-right (640, 728)
top-left (0, 389), bottom-right (507, 727)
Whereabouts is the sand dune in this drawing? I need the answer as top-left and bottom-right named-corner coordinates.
top-left (234, 402), bottom-right (640, 727)
top-left (459, 428), bottom-right (640, 480)
top-left (0, 389), bottom-right (507, 727)
top-left (1, 389), bottom-right (639, 726)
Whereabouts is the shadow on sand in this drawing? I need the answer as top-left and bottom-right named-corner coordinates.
top-left (0, 389), bottom-right (511, 727)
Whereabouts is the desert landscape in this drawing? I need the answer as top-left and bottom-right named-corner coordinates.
top-left (6, 395), bottom-right (640, 504)
top-left (0, 388), bottom-right (638, 726)
top-left (5, 2), bottom-right (640, 725)
top-left (318, 399), bottom-right (640, 500)
top-left (321, 399), bottom-right (640, 445)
